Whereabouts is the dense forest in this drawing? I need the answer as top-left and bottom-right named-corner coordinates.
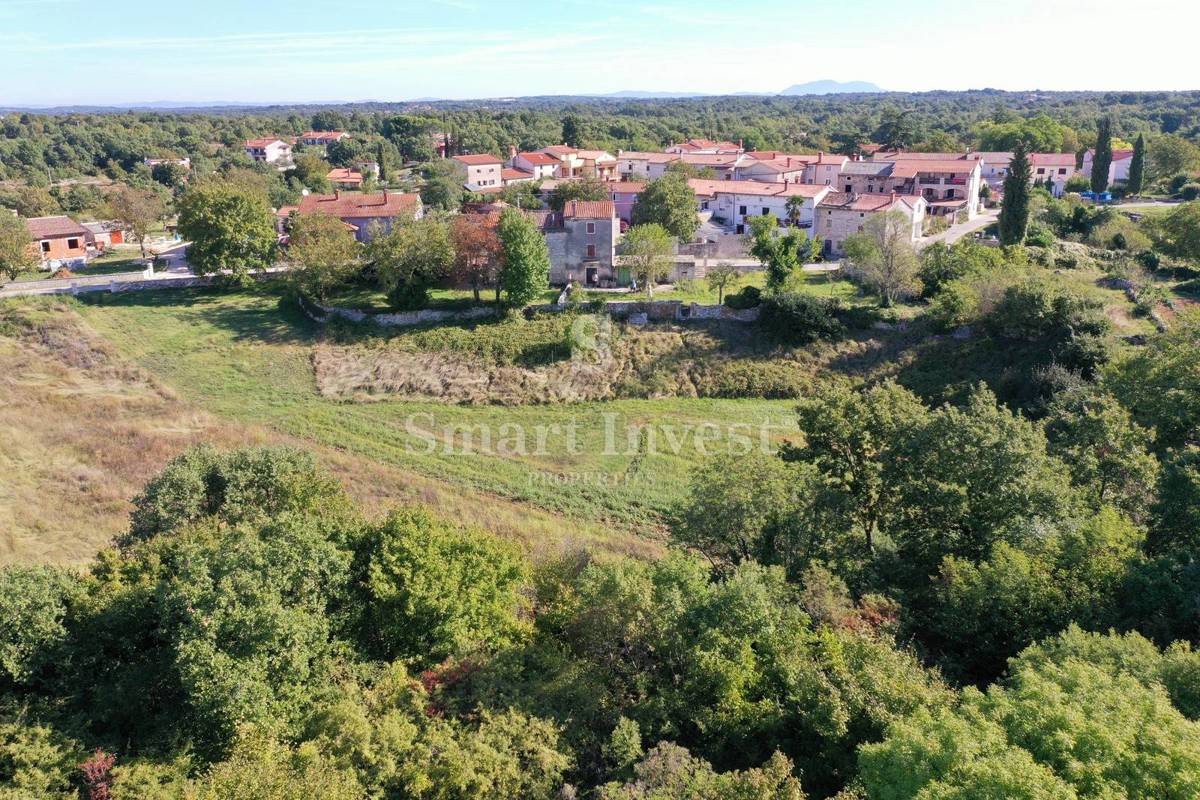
top-left (4, 90), bottom-right (1200, 187)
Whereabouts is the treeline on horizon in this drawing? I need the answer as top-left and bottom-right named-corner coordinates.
top-left (3, 89), bottom-right (1200, 188)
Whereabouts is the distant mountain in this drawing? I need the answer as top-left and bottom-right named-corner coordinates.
top-left (779, 80), bottom-right (885, 95)
top-left (600, 90), bottom-right (709, 99)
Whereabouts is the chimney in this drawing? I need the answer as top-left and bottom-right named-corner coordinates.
top-left (509, 145), bottom-right (517, 161)
top-left (334, 189), bottom-right (340, 200)
top-left (382, 188), bottom-right (388, 202)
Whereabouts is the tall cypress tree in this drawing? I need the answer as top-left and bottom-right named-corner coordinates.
top-left (1128, 133), bottom-right (1146, 195)
top-left (999, 143), bottom-right (1032, 245)
top-left (1091, 117), bottom-right (1113, 193)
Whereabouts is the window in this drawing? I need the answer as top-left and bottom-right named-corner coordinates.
top-left (868, 185), bottom-right (874, 193)
top-left (845, 184), bottom-right (852, 192)
top-left (762, 207), bottom-right (770, 215)
top-left (586, 244), bottom-right (596, 258)
top-left (586, 222), bottom-right (595, 234)
top-left (859, 212), bottom-right (865, 217)
top-left (1058, 168), bottom-right (1067, 175)
top-left (738, 205), bottom-right (747, 215)
top-left (41, 241), bottom-right (50, 253)
top-left (66, 238), bottom-right (79, 249)
top-left (1036, 168), bottom-right (1045, 175)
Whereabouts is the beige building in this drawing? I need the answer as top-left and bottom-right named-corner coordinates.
top-left (689, 179), bottom-right (832, 235)
top-left (814, 192), bottom-right (926, 258)
top-left (451, 154), bottom-right (504, 191)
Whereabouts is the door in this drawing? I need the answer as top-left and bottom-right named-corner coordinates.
top-left (586, 267), bottom-right (598, 285)
top-left (618, 267), bottom-right (631, 286)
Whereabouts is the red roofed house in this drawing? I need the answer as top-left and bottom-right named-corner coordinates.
top-left (607, 181), bottom-right (646, 224)
top-left (734, 154), bottom-right (814, 183)
top-left (327, 168), bottom-right (364, 189)
top-left (296, 190), bottom-right (422, 242)
top-left (244, 138), bottom-right (292, 165)
top-left (1081, 148), bottom-right (1133, 189)
top-left (26, 215), bottom-right (92, 267)
top-left (451, 154), bottom-right (503, 191)
top-left (688, 179), bottom-right (832, 235)
top-left (540, 200), bottom-right (619, 286)
top-left (299, 131), bottom-right (350, 147)
top-left (665, 138), bottom-right (744, 155)
top-left (814, 192), bottom-right (927, 258)
top-left (501, 168), bottom-right (538, 187)
top-left (803, 153), bottom-right (850, 186)
top-left (509, 150), bottom-right (560, 179)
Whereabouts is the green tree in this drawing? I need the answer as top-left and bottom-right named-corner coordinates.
top-left (0, 565), bottom-right (83, 688)
top-left (177, 180), bottom-right (277, 281)
top-left (874, 106), bottom-right (920, 150)
top-left (672, 450), bottom-right (804, 568)
top-left (419, 160), bottom-right (465, 212)
top-left (285, 211), bottom-right (361, 301)
top-left (547, 175), bottom-right (608, 212)
top-left (630, 172), bottom-right (699, 242)
top-left (368, 214), bottom-right (455, 309)
top-left (1149, 135), bottom-right (1200, 182)
top-left (860, 635), bottom-right (1200, 800)
top-left (361, 506), bottom-right (529, 665)
top-left (1148, 201), bottom-right (1200, 262)
top-left (1091, 117), bottom-right (1114, 193)
top-left (1043, 386), bottom-right (1159, 519)
top-left (1128, 133), bottom-right (1146, 195)
top-left (561, 115), bottom-right (582, 148)
top-left (288, 152), bottom-right (333, 193)
top-left (0, 212), bottom-right (37, 282)
top-left (126, 444), bottom-right (349, 544)
top-left (843, 209), bottom-right (921, 305)
top-left (496, 207), bottom-right (550, 306)
top-left (107, 184), bottom-right (167, 261)
top-left (619, 223), bottom-right (674, 299)
top-left (599, 744), bottom-right (805, 800)
top-left (998, 143), bottom-right (1032, 245)
top-left (705, 261), bottom-right (740, 304)
top-left (748, 214), bottom-right (803, 292)
top-left (1151, 445), bottom-right (1200, 555)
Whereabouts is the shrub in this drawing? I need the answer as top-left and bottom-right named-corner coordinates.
top-left (699, 360), bottom-right (810, 399)
top-left (1025, 224), bottom-right (1056, 248)
top-left (757, 292), bottom-right (845, 345)
top-left (1064, 175), bottom-right (1091, 193)
top-left (928, 280), bottom-right (980, 331)
top-left (985, 279), bottom-right (1109, 342)
top-left (723, 284), bottom-right (761, 309)
top-left (1180, 183), bottom-right (1200, 201)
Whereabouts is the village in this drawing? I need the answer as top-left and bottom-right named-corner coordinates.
top-left (11, 126), bottom-right (1137, 297)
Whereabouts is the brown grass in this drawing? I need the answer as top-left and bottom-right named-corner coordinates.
top-left (0, 301), bottom-right (662, 565)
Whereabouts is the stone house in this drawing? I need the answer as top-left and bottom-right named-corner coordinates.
top-left (814, 192), bottom-right (926, 258)
top-left (534, 200), bottom-right (619, 286)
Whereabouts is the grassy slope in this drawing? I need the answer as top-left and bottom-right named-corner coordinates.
top-left (74, 284), bottom-right (796, 548)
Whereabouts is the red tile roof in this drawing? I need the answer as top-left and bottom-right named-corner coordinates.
top-left (688, 179), bottom-right (828, 199)
top-left (887, 159), bottom-right (980, 177)
top-left (326, 168), bottom-right (363, 183)
top-left (452, 153), bottom-right (502, 165)
top-left (563, 200), bottom-right (615, 219)
top-left (297, 191), bottom-right (420, 219)
top-left (618, 151), bottom-right (680, 164)
top-left (541, 145), bottom-right (578, 157)
top-left (607, 181), bottom-right (647, 193)
top-left (817, 192), bottom-right (923, 212)
top-left (244, 137), bottom-right (286, 148)
top-left (515, 152), bottom-right (559, 166)
top-left (502, 168), bottom-right (535, 180)
top-left (26, 215), bottom-right (90, 239)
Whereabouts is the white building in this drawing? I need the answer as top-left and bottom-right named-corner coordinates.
top-left (1082, 148), bottom-right (1134, 188)
top-left (244, 138), bottom-right (292, 165)
top-left (690, 179), bottom-right (832, 235)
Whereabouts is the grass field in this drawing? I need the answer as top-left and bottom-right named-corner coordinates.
top-left (64, 284), bottom-right (797, 558)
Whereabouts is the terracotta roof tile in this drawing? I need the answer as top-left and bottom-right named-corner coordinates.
top-left (515, 152), bottom-right (559, 165)
top-left (297, 191), bottom-right (420, 219)
top-left (563, 200), bottom-right (615, 219)
top-left (26, 215), bottom-right (90, 239)
top-left (452, 153), bottom-right (502, 165)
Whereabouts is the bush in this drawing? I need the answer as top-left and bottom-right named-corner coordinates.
top-left (1064, 175), bottom-right (1091, 193)
top-left (1025, 224), bottom-right (1056, 248)
top-left (700, 360), bottom-right (810, 399)
top-left (1138, 250), bottom-right (1162, 271)
top-left (928, 280), bottom-right (980, 331)
top-left (723, 284), bottom-right (761, 309)
top-left (1180, 183), bottom-right (1200, 201)
top-left (757, 292), bottom-right (846, 345)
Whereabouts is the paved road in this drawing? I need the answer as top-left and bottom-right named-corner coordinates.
top-left (917, 208), bottom-right (1000, 249)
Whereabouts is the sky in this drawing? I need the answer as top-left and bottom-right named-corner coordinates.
top-left (0, 0), bottom-right (1196, 106)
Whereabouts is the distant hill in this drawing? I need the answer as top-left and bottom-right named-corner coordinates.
top-left (779, 80), bottom-right (885, 95)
